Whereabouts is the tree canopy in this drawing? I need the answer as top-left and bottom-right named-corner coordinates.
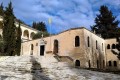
top-left (15, 22), bottom-right (21, 56)
top-left (32, 31), bottom-right (49, 40)
top-left (3, 2), bottom-right (17, 56)
top-left (32, 21), bottom-right (47, 32)
top-left (91, 5), bottom-right (119, 39)
top-left (0, 3), bottom-right (4, 16)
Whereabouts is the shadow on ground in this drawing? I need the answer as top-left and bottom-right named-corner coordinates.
top-left (0, 75), bottom-right (8, 80)
top-left (30, 56), bottom-right (52, 80)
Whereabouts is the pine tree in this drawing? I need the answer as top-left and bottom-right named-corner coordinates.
top-left (0, 3), bottom-right (4, 16)
top-left (91, 5), bottom-right (119, 39)
top-left (3, 2), bottom-right (16, 56)
top-left (32, 21), bottom-right (47, 32)
top-left (15, 22), bottom-right (21, 56)
top-left (32, 22), bottom-right (37, 29)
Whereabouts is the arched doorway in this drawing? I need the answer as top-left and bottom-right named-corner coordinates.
top-left (75, 60), bottom-right (80, 66)
top-left (53, 40), bottom-right (59, 54)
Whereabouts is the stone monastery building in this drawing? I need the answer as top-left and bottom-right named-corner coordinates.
top-left (0, 16), bottom-right (120, 71)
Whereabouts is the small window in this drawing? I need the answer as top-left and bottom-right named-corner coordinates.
top-left (31, 44), bottom-right (34, 50)
top-left (36, 43), bottom-right (38, 46)
top-left (107, 44), bottom-right (110, 49)
top-left (112, 44), bottom-right (116, 49)
top-left (75, 36), bottom-right (80, 47)
top-left (113, 61), bottom-right (117, 67)
top-left (87, 36), bottom-right (90, 47)
top-left (108, 61), bottom-right (112, 66)
top-left (96, 40), bottom-right (98, 49)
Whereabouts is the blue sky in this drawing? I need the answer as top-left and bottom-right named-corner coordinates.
top-left (0, 0), bottom-right (120, 33)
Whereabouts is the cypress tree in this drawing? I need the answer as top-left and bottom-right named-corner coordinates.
top-left (15, 22), bottom-right (21, 56)
top-left (0, 3), bottom-right (4, 16)
top-left (3, 2), bottom-right (16, 56)
top-left (91, 5), bottom-right (119, 39)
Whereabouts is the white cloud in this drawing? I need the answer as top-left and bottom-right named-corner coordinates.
top-left (0, 0), bottom-right (120, 33)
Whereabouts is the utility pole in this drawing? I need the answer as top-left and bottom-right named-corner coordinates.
top-left (48, 18), bottom-right (52, 51)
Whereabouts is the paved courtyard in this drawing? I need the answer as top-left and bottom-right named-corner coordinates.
top-left (0, 56), bottom-right (120, 80)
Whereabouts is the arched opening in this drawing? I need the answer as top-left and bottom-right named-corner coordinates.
top-left (112, 44), bottom-right (116, 49)
top-left (30, 32), bottom-right (35, 39)
top-left (23, 30), bottom-right (29, 39)
top-left (75, 60), bottom-right (80, 67)
top-left (75, 36), bottom-right (80, 47)
top-left (107, 44), bottom-right (110, 49)
top-left (87, 36), bottom-right (90, 47)
top-left (96, 40), bottom-right (98, 49)
top-left (53, 40), bottom-right (59, 54)
top-left (30, 44), bottom-right (34, 55)
top-left (113, 61), bottom-right (117, 67)
top-left (108, 61), bottom-right (112, 67)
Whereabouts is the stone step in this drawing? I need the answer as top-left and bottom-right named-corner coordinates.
top-left (0, 56), bottom-right (41, 80)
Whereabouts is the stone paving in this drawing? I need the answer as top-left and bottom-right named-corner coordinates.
top-left (0, 56), bottom-right (120, 80)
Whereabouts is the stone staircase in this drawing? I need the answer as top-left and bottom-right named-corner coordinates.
top-left (0, 55), bottom-right (74, 80)
top-left (53, 53), bottom-right (74, 66)
top-left (0, 56), bottom-right (120, 80)
top-left (0, 55), bottom-right (70, 80)
top-left (0, 56), bottom-right (41, 80)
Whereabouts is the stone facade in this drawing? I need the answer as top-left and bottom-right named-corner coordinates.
top-left (0, 16), bottom-right (39, 42)
top-left (21, 27), bottom-right (120, 70)
top-left (105, 38), bottom-right (120, 70)
top-left (0, 15), bottom-right (119, 70)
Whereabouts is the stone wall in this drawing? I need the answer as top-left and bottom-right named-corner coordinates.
top-left (21, 27), bottom-right (107, 69)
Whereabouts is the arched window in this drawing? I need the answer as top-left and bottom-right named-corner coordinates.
top-left (96, 40), bottom-right (98, 49)
top-left (53, 40), bottom-right (59, 54)
top-left (112, 44), bottom-right (116, 49)
top-left (87, 36), bottom-right (90, 47)
top-left (113, 61), bottom-right (117, 67)
top-left (75, 36), bottom-right (80, 47)
top-left (75, 60), bottom-right (80, 66)
top-left (30, 44), bottom-right (34, 55)
top-left (107, 44), bottom-right (110, 49)
top-left (31, 44), bottom-right (34, 50)
top-left (108, 61), bottom-right (112, 66)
